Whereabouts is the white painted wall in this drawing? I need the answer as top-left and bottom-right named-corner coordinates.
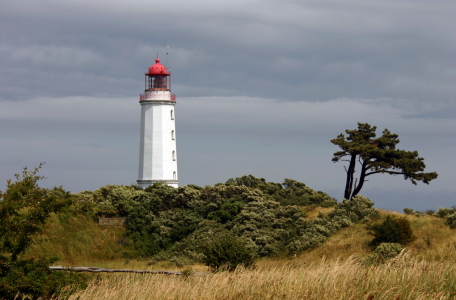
top-left (137, 90), bottom-right (178, 188)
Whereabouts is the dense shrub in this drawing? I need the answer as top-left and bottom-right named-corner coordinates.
top-left (0, 166), bottom-right (87, 299)
top-left (362, 242), bottom-right (404, 265)
top-left (84, 176), bottom-right (379, 259)
top-left (422, 209), bottom-right (435, 216)
top-left (432, 207), bottom-right (456, 229)
top-left (446, 213), bottom-right (456, 229)
top-left (433, 207), bottom-right (456, 218)
top-left (199, 233), bottom-right (256, 271)
top-left (328, 195), bottom-right (380, 223)
top-left (403, 208), bottom-right (414, 215)
top-left (374, 243), bottom-right (403, 258)
top-left (0, 257), bottom-right (87, 299)
top-left (368, 216), bottom-right (416, 247)
top-left (226, 175), bottom-right (337, 207)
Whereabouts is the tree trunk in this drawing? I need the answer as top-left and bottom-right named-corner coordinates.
top-left (350, 160), bottom-right (368, 199)
top-left (344, 154), bottom-right (357, 200)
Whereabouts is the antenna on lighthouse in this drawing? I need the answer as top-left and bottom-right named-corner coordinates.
top-left (166, 44), bottom-right (169, 69)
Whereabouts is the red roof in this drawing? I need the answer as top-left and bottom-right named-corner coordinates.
top-left (148, 58), bottom-right (168, 75)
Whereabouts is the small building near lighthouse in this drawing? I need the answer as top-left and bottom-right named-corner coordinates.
top-left (137, 56), bottom-right (178, 188)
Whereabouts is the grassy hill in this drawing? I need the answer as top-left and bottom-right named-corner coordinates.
top-left (23, 207), bottom-right (456, 300)
top-left (11, 174), bottom-right (456, 299)
top-left (26, 207), bottom-right (455, 269)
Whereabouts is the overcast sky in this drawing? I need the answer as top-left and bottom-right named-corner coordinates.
top-left (1, 0), bottom-right (455, 212)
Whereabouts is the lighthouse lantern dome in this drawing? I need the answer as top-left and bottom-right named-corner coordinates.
top-left (145, 57), bottom-right (170, 90)
top-left (148, 58), bottom-right (168, 75)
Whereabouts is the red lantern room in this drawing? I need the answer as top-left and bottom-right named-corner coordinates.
top-left (145, 57), bottom-right (170, 91)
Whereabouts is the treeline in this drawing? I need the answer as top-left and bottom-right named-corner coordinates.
top-left (75, 175), bottom-right (380, 265)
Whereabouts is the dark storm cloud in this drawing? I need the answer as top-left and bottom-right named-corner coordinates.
top-left (1, 0), bottom-right (455, 105)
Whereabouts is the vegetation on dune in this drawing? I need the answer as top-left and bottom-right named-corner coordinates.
top-left (199, 233), bottom-right (256, 271)
top-left (79, 175), bottom-right (379, 267)
top-left (433, 207), bottom-right (456, 229)
top-left (3, 166), bottom-right (454, 299)
top-left (53, 253), bottom-right (456, 300)
top-left (0, 165), bottom-right (86, 299)
top-left (368, 215), bottom-right (416, 247)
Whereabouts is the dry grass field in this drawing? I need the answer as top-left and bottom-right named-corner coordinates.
top-left (55, 253), bottom-right (456, 300)
top-left (23, 208), bottom-right (456, 299)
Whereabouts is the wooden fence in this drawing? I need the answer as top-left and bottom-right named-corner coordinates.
top-left (49, 266), bottom-right (205, 276)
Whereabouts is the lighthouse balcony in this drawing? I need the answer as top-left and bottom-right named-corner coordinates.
top-left (140, 91), bottom-right (176, 102)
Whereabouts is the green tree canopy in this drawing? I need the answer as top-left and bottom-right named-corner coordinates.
top-left (0, 164), bottom-right (86, 299)
top-left (0, 164), bottom-right (72, 261)
top-left (331, 123), bottom-right (438, 200)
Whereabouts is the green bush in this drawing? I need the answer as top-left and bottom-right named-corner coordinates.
top-left (88, 176), bottom-right (379, 259)
top-left (403, 208), bottom-right (414, 215)
top-left (328, 195), bottom-right (380, 223)
top-left (374, 243), bottom-right (403, 258)
top-left (414, 211), bottom-right (422, 217)
top-left (225, 175), bottom-right (336, 207)
top-left (362, 243), bottom-right (404, 265)
top-left (199, 233), bottom-right (256, 271)
top-left (0, 165), bottom-right (87, 299)
top-left (207, 201), bottom-right (244, 223)
top-left (368, 216), bottom-right (416, 247)
top-left (433, 207), bottom-right (456, 229)
top-left (433, 207), bottom-right (456, 218)
top-left (445, 213), bottom-right (456, 229)
top-left (0, 257), bottom-right (87, 299)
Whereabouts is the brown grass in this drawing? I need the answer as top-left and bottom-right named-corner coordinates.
top-left (259, 208), bottom-right (456, 269)
top-left (56, 253), bottom-right (456, 300)
top-left (29, 208), bottom-right (456, 271)
top-left (304, 206), bottom-right (334, 220)
top-left (24, 213), bottom-right (131, 266)
top-left (23, 207), bottom-right (456, 299)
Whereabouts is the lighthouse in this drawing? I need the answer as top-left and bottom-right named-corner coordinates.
top-left (137, 56), bottom-right (178, 188)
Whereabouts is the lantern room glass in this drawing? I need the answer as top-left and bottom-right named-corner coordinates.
top-left (146, 75), bottom-right (170, 90)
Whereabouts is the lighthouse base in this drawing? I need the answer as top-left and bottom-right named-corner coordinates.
top-left (137, 179), bottom-right (179, 189)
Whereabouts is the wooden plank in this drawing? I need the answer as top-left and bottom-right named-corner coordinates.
top-left (49, 266), bottom-right (205, 276)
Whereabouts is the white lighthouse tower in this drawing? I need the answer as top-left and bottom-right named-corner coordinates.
top-left (137, 55), bottom-right (178, 188)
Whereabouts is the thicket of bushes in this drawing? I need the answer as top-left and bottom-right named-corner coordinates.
top-left (433, 207), bottom-right (456, 228)
top-left (76, 175), bottom-right (380, 266)
top-left (368, 215), bottom-right (416, 247)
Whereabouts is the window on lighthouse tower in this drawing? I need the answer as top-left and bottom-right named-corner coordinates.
top-left (171, 110), bottom-right (174, 120)
top-left (172, 150), bottom-right (176, 161)
top-left (171, 130), bottom-right (175, 140)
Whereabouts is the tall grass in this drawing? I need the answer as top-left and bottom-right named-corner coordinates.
top-left (56, 253), bottom-right (456, 300)
top-left (24, 213), bottom-right (131, 266)
top-left (20, 207), bottom-right (456, 299)
top-left (24, 208), bottom-right (456, 270)
top-left (290, 210), bottom-right (456, 264)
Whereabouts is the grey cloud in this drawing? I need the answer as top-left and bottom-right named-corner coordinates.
top-left (1, 0), bottom-right (454, 106)
top-left (403, 107), bottom-right (456, 119)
